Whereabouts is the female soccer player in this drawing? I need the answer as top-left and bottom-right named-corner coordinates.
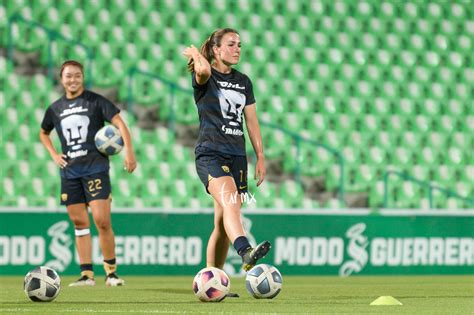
top-left (183, 28), bottom-right (270, 273)
top-left (39, 60), bottom-right (137, 286)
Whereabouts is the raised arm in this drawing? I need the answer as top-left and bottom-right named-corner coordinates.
top-left (244, 104), bottom-right (266, 186)
top-left (183, 44), bottom-right (212, 85)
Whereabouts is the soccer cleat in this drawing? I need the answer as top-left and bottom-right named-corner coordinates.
top-left (242, 241), bottom-right (271, 272)
top-left (105, 272), bottom-right (125, 286)
top-left (69, 275), bottom-right (96, 287)
top-left (226, 292), bottom-right (240, 298)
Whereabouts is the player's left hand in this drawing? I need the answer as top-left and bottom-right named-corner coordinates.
top-left (255, 158), bottom-right (266, 187)
top-left (123, 152), bottom-right (137, 173)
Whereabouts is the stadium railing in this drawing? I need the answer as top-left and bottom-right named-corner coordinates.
top-left (383, 170), bottom-right (474, 209)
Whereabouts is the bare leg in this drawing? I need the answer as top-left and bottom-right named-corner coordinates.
top-left (206, 198), bottom-right (230, 269)
top-left (66, 203), bottom-right (91, 265)
top-left (207, 177), bottom-right (245, 243)
top-left (89, 199), bottom-right (115, 260)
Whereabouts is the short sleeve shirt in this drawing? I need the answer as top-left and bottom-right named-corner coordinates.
top-left (41, 90), bottom-right (120, 179)
top-left (192, 68), bottom-right (255, 156)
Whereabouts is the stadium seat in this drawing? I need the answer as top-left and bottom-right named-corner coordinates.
top-left (3, 0), bottom-right (473, 209)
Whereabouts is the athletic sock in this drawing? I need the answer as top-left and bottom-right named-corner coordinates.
top-left (80, 264), bottom-right (94, 279)
top-left (104, 258), bottom-right (117, 276)
top-left (233, 236), bottom-right (251, 256)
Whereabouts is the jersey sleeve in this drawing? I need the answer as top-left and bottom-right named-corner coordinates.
top-left (245, 76), bottom-right (256, 105)
top-left (40, 107), bottom-right (55, 131)
top-left (100, 96), bottom-right (120, 122)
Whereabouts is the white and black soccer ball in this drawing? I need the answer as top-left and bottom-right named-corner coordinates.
top-left (24, 266), bottom-right (61, 302)
top-left (94, 125), bottom-right (124, 155)
top-left (245, 264), bottom-right (282, 299)
top-left (192, 267), bottom-right (230, 302)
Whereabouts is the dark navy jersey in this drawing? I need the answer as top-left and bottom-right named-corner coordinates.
top-left (41, 90), bottom-right (120, 179)
top-left (192, 67), bottom-right (255, 156)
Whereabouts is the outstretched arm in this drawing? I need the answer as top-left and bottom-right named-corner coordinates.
top-left (244, 104), bottom-right (266, 186)
top-left (111, 114), bottom-right (137, 173)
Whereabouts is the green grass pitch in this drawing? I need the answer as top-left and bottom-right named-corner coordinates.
top-left (1, 275), bottom-right (473, 314)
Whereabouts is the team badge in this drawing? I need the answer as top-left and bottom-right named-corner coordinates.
top-left (222, 166), bottom-right (230, 173)
top-left (61, 193), bottom-right (68, 201)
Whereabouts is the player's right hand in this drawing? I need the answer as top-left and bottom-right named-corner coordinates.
top-left (52, 153), bottom-right (68, 169)
top-left (182, 44), bottom-right (199, 60)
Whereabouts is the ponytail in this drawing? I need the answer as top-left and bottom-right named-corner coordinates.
top-left (187, 28), bottom-right (239, 73)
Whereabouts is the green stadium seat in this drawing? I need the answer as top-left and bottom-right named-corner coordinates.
top-left (457, 33), bottom-right (472, 54)
top-left (345, 131), bottom-right (367, 149)
top-left (399, 131), bottom-right (422, 152)
top-left (352, 164), bottom-right (376, 191)
top-left (424, 132), bottom-right (445, 151)
top-left (433, 165), bottom-right (455, 186)
top-left (416, 147), bottom-right (439, 166)
top-left (411, 115), bottom-right (431, 133)
top-left (1, 178), bottom-right (17, 202)
top-left (392, 146), bottom-right (413, 168)
top-left (4, 0), bottom-right (473, 209)
top-left (447, 147), bottom-right (464, 165)
top-left (411, 164), bottom-right (430, 182)
top-left (371, 131), bottom-right (393, 152)
top-left (420, 99), bottom-right (441, 117)
top-left (283, 112), bottom-right (304, 131)
top-left (399, 50), bottom-right (417, 69)
top-left (367, 146), bottom-right (386, 167)
top-left (398, 98), bottom-right (416, 117)
top-left (463, 165), bottom-right (474, 185)
top-left (325, 163), bottom-right (351, 192)
top-left (463, 115), bottom-right (474, 133)
top-left (280, 180), bottom-right (304, 202)
top-left (446, 197), bottom-right (465, 210)
top-left (170, 180), bottom-right (193, 208)
top-left (157, 161), bottom-right (176, 181)
top-left (302, 198), bottom-right (319, 209)
top-left (384, 115), bottom-right (408, 134)
top-left (324, 198), bottom-right (344, 209)
top-left (455, 181), bottom-right (471, 199)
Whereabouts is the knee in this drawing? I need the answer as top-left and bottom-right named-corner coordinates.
top-left (70, 217), bottom-right (89, 229)
top-left (94, 218), bottom-right (111, 232)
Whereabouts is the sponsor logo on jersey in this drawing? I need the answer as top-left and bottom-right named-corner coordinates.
top-left (66, 149), bottom-right (88, 158)
top-left (60, 106), bottom-right (88, 117)
top-left (221, 125), bottom-right (244, 136)
top-left (217, 81), bottom-right (245, 90)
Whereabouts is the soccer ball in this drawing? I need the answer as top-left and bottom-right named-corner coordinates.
top-left (192, 267), bottom-right (230, 302)
top-left (245, 264), bottom-right (282, 299)
top-left (24, 266), bottom-right (61, 302)
top-left (94, 125), bottom-right (124, 155)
